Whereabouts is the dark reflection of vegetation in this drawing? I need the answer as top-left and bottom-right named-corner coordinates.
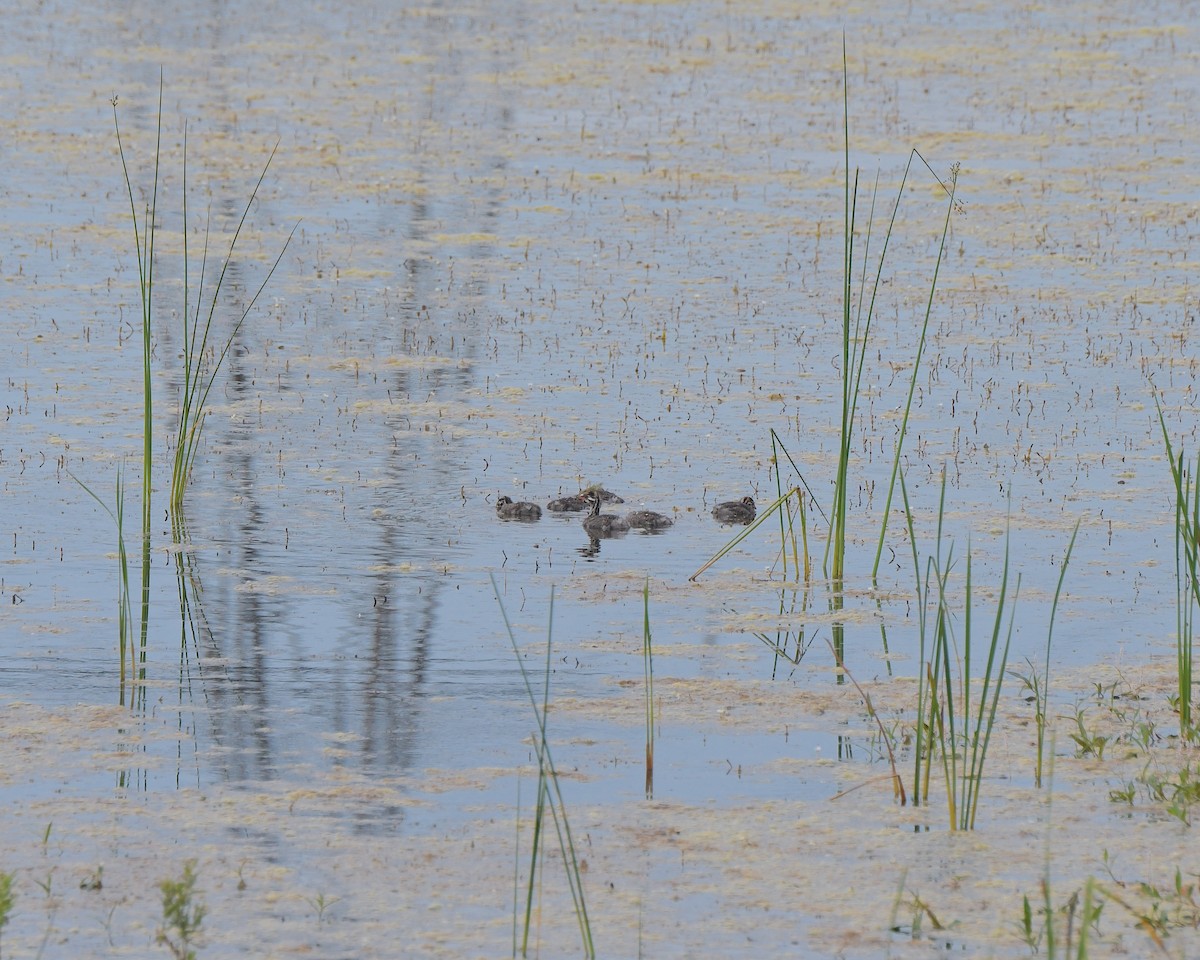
top-left (748, 587), bottom-right (812, 680)
top-left (169, 512), bottom-right (207, 790)
top-left (826, 638), bottom-right (904, 803)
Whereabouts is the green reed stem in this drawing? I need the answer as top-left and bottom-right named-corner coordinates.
top-left (1032, 519), bottom-right (1082, 787)
top-left (643, 579), bottom-right (654, 800)
top-left (111, 79), bottom-right (160, 680)
top-left (871, 156), bottom-right (960, 581)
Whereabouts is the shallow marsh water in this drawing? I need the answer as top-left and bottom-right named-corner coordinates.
top-left (4, 0), bottom-right (1200, 956)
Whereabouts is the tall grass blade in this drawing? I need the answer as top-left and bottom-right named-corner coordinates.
top-left (643, 579), bottom-right (655, 799)
top-left (68, 466), bottom-right (135, 704)
top-left (111, 80), bottom-right (160, 683)
top-left (170, 138), bottom-right (297, 516)
top-left (1030, 519), bottom-right (1082, 786)
top-left (689, 488), bottom-right (803, 582)
top-left (871, 155), bottom-right (961, 581)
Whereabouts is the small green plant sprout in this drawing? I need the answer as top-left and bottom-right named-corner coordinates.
top-left (0, 869), bottom-right (14, 958)
top-left (306, 892), bottom-right (340, 925)
top-left (1067, 707), bottom-right (1109, 760)
top-left (1109, 781), bottom-right (1136, 805)
top-left (888, 869), bottom-right (959, 946)
top-left (1139, 763), bottom-right (1200, 826)
top-left (1020, 878), bottom-right (1102, 958)
top-left (33, 872), bottom-right (52, 898)
top-left (157, 860), bottom-right (206, 960)
top-left (1102, 852), bottom-right (1200, 944)
top-left (1021, 765), bottom-right (1102, 959)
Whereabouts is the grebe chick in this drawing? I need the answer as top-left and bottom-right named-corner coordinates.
top-left (712, 496), bottom-right (756, 525)
top-left (582, 485), bottom-right (624, 504)
top-left (496, 495), bottom-right (542, 521)
top-left (548, 485), bottom-right (624, 512)
top-left (546, 494), bottom-right (588, 512)
top-left (581, 491), bottom-right (630, 537)
top-left (626, 509), bottom-right (673, 530)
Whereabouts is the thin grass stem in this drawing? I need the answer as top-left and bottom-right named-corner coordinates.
top-left (689, 488), bottom-right (803, 582)
top-left (643, 578), bottom-right (654, 800)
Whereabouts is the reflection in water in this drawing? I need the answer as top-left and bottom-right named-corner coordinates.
top-left (736, 587), bottom-right (814, 680)
top-left (578, 536), bottom-right (603, 559)
top-left (144, 3), bottom-right (523, 827)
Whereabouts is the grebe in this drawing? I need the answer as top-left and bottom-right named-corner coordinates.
top-left (712, 496), bottom-right (755, 525)
top-left (581, 491), bottom-right (630, 537)
top-left (626, 508), bottom-right (673, 530)
top-left (496, 495), bottom-right (542, 520)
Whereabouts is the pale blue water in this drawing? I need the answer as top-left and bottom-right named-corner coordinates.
top-left (2, 0), bottom-right (1198, 955)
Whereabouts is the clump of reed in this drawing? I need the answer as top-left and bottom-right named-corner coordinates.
top-left (1156, 395), bottom-right (1200, 741)
top-left (831, 41), bottom-right (961, 591)
top-left (492, 578), bottom-right (593, 959)
top-left (113, 82), bottom-right (295, 520)
top-left (901, 470), bottom-right (1017, 829)
top-left (692, 44), bottom-right (960, 595)
top-left (78, 76), bottom-right (293, 699)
